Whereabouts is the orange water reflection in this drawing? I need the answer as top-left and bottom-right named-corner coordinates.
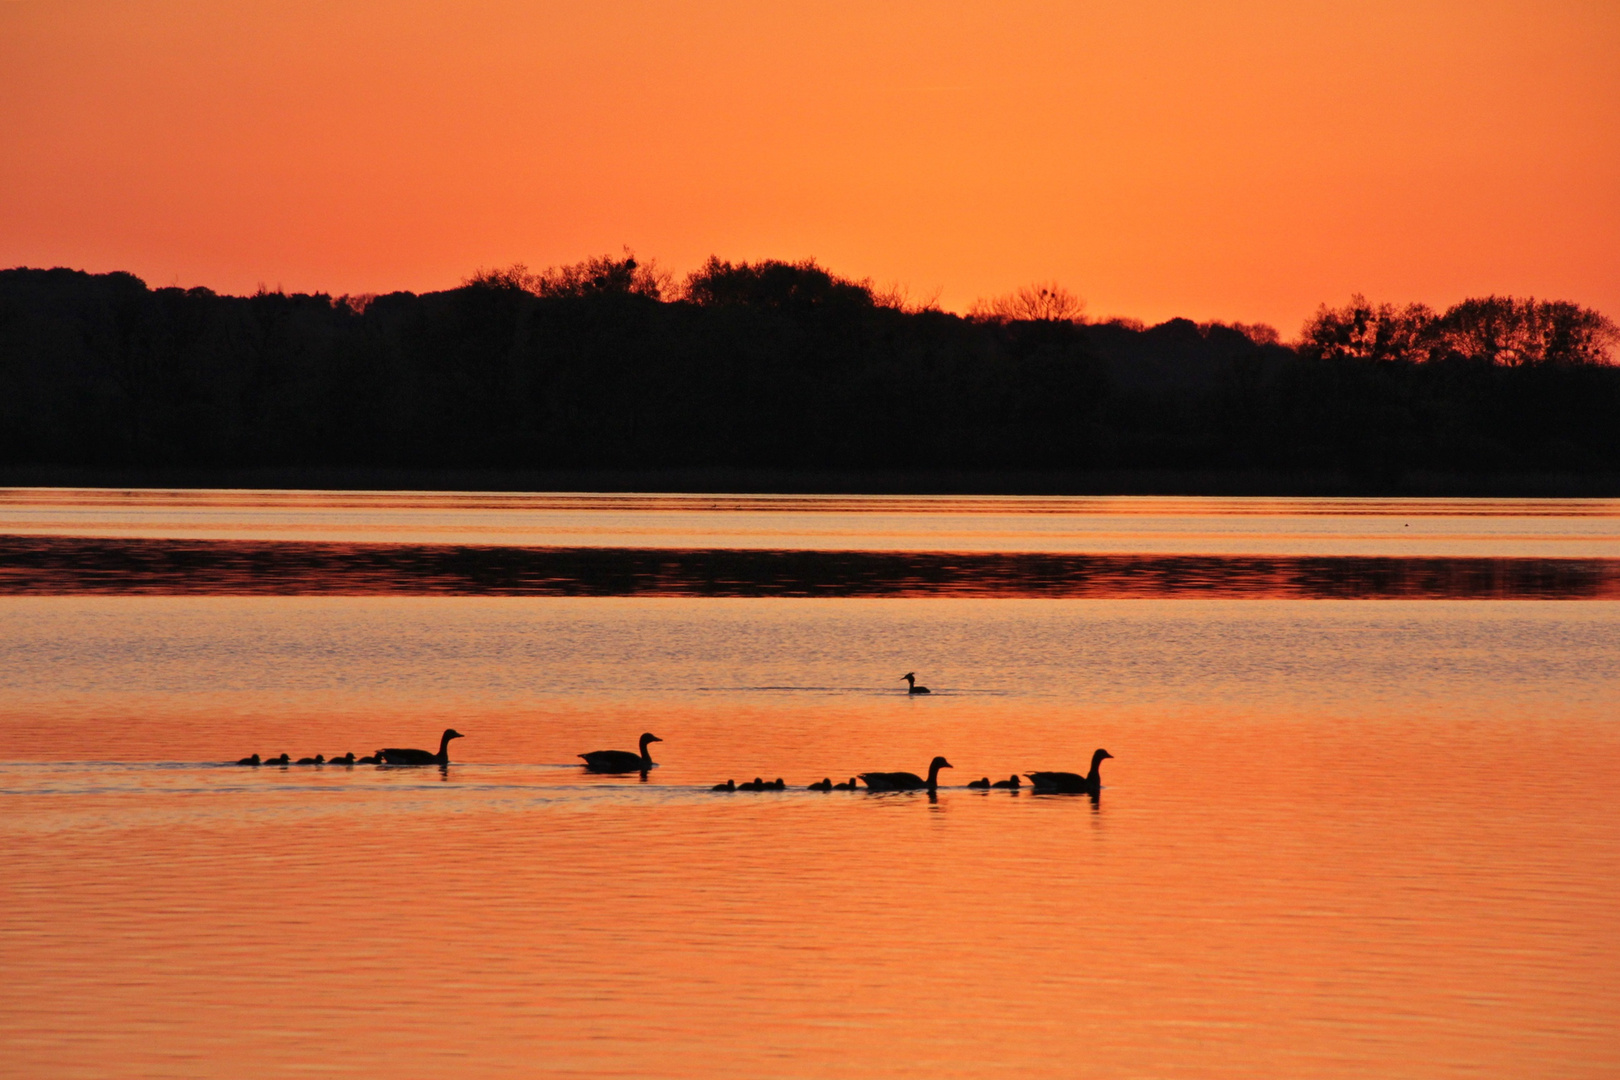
top-left (2, 597), bottom-right (1617, 1077)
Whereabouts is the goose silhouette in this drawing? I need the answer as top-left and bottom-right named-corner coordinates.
top-left (295, 754), bottom-right (325, 766)
top-left (356, 752), bottom-right (382, 765)
top-left (861, 756), bottom-right (952, 791)
top-left (991, 775), bottom-right (1021, 789)
top-left (235, 753), bottom-right (261, 767)
top-left (381, 729), bottom-right (464, 766)
top-left (832, 778), bottom-right (859, 790)
top-left (265, 754), bottom-right (290, 766)
top-left (580, 733), bottom-right (660, 773)
top-left (328, 752), bottom-right (355, 766)
top-left (711, 779), bottom-right (736, 792)
top-left (808, 778), bottom-right (834, 791)
top-left (1027, 749), bottom-right (1112, 795)
top-left (967, 777), bottom-right (990, 788)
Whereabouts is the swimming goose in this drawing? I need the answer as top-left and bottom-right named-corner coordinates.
top-left (579, 732), bottom-right (661, 773)
top-left (967, 777), bottom-right (990, 789)
top-left (295, 754), bottom-right (325, 766)
top-left (711, 779), bottom-right (736, 792)
top-left (265, 753), bottom-right (290, 766)
top-left (861, 756), bottom-right (952, 792)
top-left (808, 778), bottom-right (834, 791)
top-left (356, 752), bottom-right (382, 765)
top-left (991, 775), bottom-right (1021, 789)
top-left (1027, 749), bottom-right (1112, 795)
top-left (833, 777), bottom-right (858, 790)
top-left (901, 672), bottom-right (931, 694)
top-left (381, 729), bottom-right (464, 766)
top-left (328, 752), bottom-right (355, 766)
top-left (235, 753), bottom-right (261, 766)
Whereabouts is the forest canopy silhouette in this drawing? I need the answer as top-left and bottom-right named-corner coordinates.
top-left (1, 255), bottom-right (1616, 488)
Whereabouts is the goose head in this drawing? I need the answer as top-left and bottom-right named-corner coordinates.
top-left (639, 732), bottom-right (663, 748)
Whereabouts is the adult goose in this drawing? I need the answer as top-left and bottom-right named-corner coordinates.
top-left (381, 729), bottom-right (464, 766)
top-left (235, 753), bottom-right (261, 767)
top-left (901, 672), bottom-right (931, 695)
top-left (861, 756), bottom-right (952, 792)
top-left (1027, 749), bottom-right (1113, 795)
top-left (579, 733), bottom-right (661, 774)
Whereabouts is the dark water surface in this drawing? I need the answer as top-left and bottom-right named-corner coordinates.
top-left (1, 492), bottom-right (1617, 1078)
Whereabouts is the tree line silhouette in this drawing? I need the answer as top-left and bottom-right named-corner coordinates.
top-left (1, 257), bottom-right (1615, 485)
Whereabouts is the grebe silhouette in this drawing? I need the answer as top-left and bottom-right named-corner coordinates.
top-left (1027, 749), bottom-right (1112, 795)
top-left (861, 756), bottom-right (952, 791)
top-left (901, 672), bottom-right (931, 694)
top-left (381, 729), bottom-right (464, 766)
top-left (579, 732), bottom-right (661, 773)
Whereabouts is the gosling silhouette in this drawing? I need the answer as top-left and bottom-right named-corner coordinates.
top-left (711, 779), bottom-right (736, 792)
top-left (235, 753), bottom-right (261, 767)
top-left (832, 777), bottom-right (858, 790)
top-left (381, 729), bottom-right (464, 766)
top-left (265, 753), bottom-right (290, 766)
top-left (967, 777), bottom-right (990, 789)
top-left (738, 777), bottom-right (767, 791)
top-left (808, 778), bottom-right (834, 791)
top-left (579, 732), bottom-right (661, 773)
top-left (991, 775), bottom-right (1021, 789)
top-left (1027, 749), bottom-right (1113, 795)
top-left (356, 752), bottom-right (382, 765)
top-left (901, 672), bottom-right (931, 694)
top-left (328, 752), bottom-right (355, 766)
top-left (295, 754), bottom-right (325, 766)
top-left (861, 756), bottom-right (952, 792)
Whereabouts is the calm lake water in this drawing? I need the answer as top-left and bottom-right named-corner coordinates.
top-left (2, 492), bottom-right (1618, 1078)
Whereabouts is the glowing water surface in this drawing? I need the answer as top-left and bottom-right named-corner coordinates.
top-left (1, 494), bottom-right (1617, 1078)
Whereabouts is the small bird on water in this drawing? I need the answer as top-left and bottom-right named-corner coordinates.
top-left (860, 755), bottom-right (952, 791)
top-left (579, 732), bottom-right (661, 774)
top-left (235, 753), bottom-right (261, 766)
top-left (380, 729), bottom-right (464, 766)
top-left (901, 672), bottom-right (931, 694)
top-left (1027, 749), bottom-right (1112, 795)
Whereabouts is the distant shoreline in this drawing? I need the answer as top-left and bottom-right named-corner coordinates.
top-left (3, 466), bottom-right (1618, 498)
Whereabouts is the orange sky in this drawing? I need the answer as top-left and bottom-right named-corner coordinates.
top-left (2, 0), bottom-right (1617, 332)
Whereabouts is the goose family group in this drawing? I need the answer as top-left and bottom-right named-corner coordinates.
top-left (229, 674), bottom-right (1114, 796)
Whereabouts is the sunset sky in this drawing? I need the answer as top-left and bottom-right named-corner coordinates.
top-left (2, 0), bottom-right (1616, 333)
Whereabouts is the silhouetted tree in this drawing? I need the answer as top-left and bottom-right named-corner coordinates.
top-left (1297, 295), bottom-right (1437, 364)
top-left (1432, 296), bottom-right (1616, 367)
top-left (970, 282), bottom-right (1086, 323)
